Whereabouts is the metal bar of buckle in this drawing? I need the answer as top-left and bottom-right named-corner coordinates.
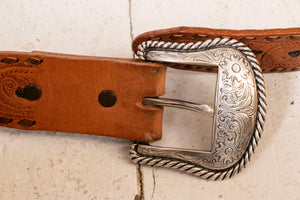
top-left (143, 97), bottom-right (214, 114)
top-left (130, 38), bottom-right (266, 180)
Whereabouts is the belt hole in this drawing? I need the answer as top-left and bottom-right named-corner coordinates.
top-left (1, 57), bottom-right (19, 64)
top-left (18, 119), bottom-right (36, 127)
top-left (0, 117), bottom-right (13, 124)
top-left (15, 84), bottom-right (42, 101)
top-left (265, 36), bottom-right (280, 41)
top-left (98, 90), bottom-right (117, 108)
top-left (24, 58), bottom-right (43, 65)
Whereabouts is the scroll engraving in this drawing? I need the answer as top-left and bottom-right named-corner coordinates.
top-left (130, 38), bottom-right (266, 180)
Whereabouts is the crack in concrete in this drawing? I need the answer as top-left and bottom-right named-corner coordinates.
top-left (128, 1), bottom-right (144, 199)
top-left (150, 168), bottom-right (156, 200)
top-left (135, 164), bottom-right (144, 200)
top-left (128, 0), bottom-right (135, 58)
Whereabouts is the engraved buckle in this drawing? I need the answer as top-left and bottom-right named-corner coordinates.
top-left (130, 38), bottom-right (266, 180)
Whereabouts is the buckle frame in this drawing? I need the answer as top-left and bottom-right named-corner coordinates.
top-left (130, 38), bottom-right (266, 180)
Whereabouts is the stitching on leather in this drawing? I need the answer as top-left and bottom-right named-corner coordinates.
top-left (0, 116), bottom-right (37, 127)
top-left (240, 37), bottom-right (256, 42)
top-left (0, 117), bottom-right (13, 124)
top-left (153, 34), bottom-right (299, 42)
top-left (160, 34), bottom-right (287, 42)
top-left (264, 36), bottom-right (280, 42)
top-left (145, 34), bottom-right (300, 72)
top-left (17, 119), bottom-right (36, 127)
top-left (1, 57), bottom-right (19, 64)
top-left (192, 34), bottom-right (208, 39)
top-left (270, 67), bottom-right (286, 72)
top-left (24, 58), bottom-right (43, 65)
top-left (1, 57), bottom-right (43, 66)
top-left (290, 35), bottom-right (300, 40)
top-left (146, 34), bottom-right (300, 43)
top-left (169, 34), bottom-right (185, 40)
top-left (288, 50), bottom-right (300, 57)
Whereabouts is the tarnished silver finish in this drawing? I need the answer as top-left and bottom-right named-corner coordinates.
top-left (130, 38), bottom-right (267, 180)
top-left (143, 97), bottom-right (214, 114)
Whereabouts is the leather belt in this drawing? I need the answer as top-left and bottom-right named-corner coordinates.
top-left (0, 27), bottom-right (299, 180)
top-left (133, 27), bottom-right (300, 73)
top-left (0, 52), bottom-right (166, 142)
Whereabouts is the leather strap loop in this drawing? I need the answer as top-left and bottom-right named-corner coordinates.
top-left (132, 27), bottom-right (300, 73)
top-left (0, 51), bottom-right (166, 142)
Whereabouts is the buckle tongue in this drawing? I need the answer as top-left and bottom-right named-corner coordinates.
top-left (130, 38), bottom-right (266, 180)
top-left (143, 97), bottom-right (214, 114)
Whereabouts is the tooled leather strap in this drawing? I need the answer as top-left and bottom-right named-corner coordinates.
top-left (132, 27), bottom-right (300, 73)
top-left (0, 51), bottom-right (166, 142)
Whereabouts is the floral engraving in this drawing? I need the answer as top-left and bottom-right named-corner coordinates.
top-left (138, 48), bottom-right (258, 170)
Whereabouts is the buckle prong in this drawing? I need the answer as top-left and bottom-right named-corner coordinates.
top-left (143, 97), bottom-right (214, 114)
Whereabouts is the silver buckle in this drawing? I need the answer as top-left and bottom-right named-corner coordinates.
top-left (130, 38), bottom-right (266, 180)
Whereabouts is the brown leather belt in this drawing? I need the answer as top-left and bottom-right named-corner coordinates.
top-left (133, 27), bottom-right (300, 73)
top-left (0, 52), bottom-right (165, 142)
top-left (0, 27), bottom-right (299, 180)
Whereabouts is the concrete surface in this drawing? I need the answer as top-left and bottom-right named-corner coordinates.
top-left (0, 0), bottom-right (299, 199)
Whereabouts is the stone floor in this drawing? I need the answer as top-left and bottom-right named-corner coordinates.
top-left (0, 0), bottom-right (299, 199)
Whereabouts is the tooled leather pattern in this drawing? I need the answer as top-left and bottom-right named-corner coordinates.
top-left (0, 52), bottom-right (167, 141)
top-left (249, 40), bottom-right (300, 71)
top-left (0, 64), bottom-right (38, 119)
